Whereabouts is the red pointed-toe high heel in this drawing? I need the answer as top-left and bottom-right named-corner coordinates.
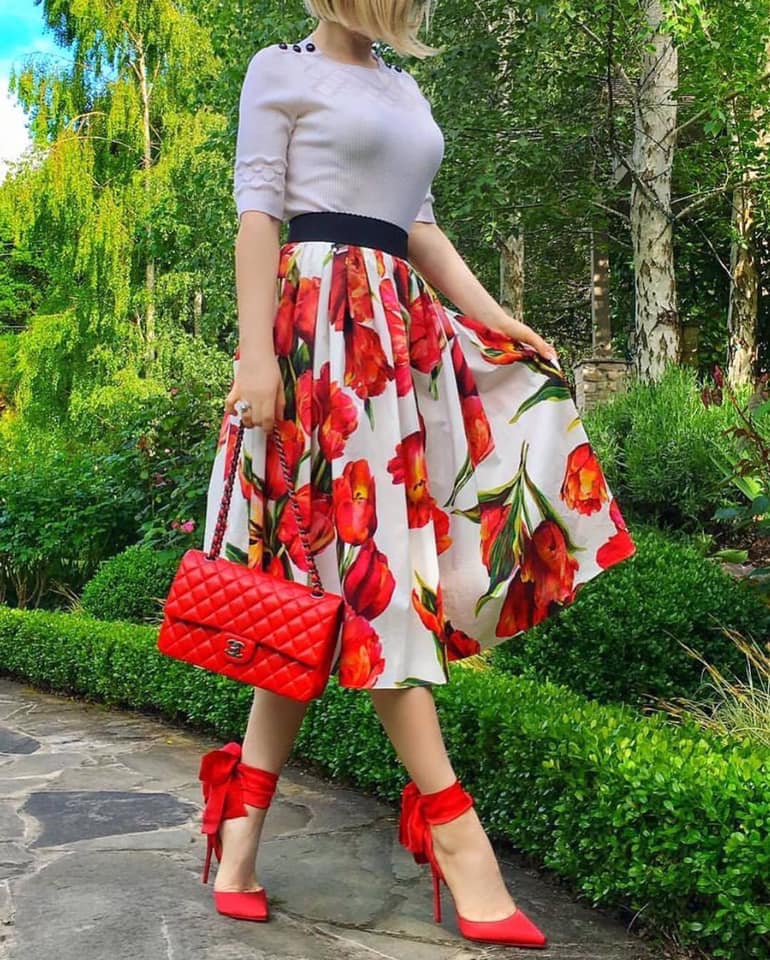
top-left (198, 741), bottom-right (279, 921)
top-left (399, 779), bottom-right (548, 949)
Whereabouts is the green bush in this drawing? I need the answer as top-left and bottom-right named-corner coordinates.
top-left (79, 543), bottom-right (183, 624)
top-left (585, 364), bottom-right (746, 531)
top-left (0, 424), bottom-right (142, 608)
top-left (490, 525), bottom-right (770, 707)
top-left (0, 604), bottom-right (769, 959)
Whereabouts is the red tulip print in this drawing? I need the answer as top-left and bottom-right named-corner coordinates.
top-left (275, 483), bottom-right (334, 572)
top-left (333, 460), bottom-right (377, 544)
top-left (495, 520), bottom-right (579, 636)
top-left (295, 276), bottom-right (321, 347)
top-left (411, 578), bottom-right (444, 637)
top-left (316, 362), bottom-right (359, 460)
top-left (596, 498), bottom-right (636, 569)
top-left (444, 622), bottom-right (481, 661)
top-left (450, 337), bottom-right (476, 398)
top-left (380, 276), bottom-right (413, 398)
top-left (479, 503), bottom-right (511, 573)
top-left (277, 243), bottom-right (299, 280)
top-left (339, 612), bottom-right (386, 687)
top-left (264, 419), bottom-right (305, 500)
top-left (216, 410), bottom-right (231, 450)
top-left (274, 278), bottom-right (298, 356)
top-left (296, 369), bottom-right (319, 435)
top-left (409, 289), bottom-right (445, 374)
top-left (343, 539), bottom-right (396, 620)
top-left (344, 322), bottom-right (394, 399)
top-left (461, 394), bottom-right (494, 467)
top-left (222, 418), bottom-right (240, 478)
top-left (457, 314), bottom-right (533, 365)
top-left (347, 245), bottom-right (375, 325)
top-left (432, 503), bottom-right (452, 554)
top-left (329, 246), bottom-right (349, 331)
top-left (387, 431), bottom-right (435, 528)
top-left (561, 443), bottom-right (609, 516)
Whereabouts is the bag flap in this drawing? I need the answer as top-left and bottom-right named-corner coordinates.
top-left (163, 550), bottom-right (342, 668)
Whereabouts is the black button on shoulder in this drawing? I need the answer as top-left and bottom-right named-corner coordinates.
top-left (278, 42), bottom-right (288, 49)
top-left (305, 42), bottom-right (316, 52)
top-left (394, 65), bottom-right (403, 72)
top-left (292, 43), bottom-right (302, 52)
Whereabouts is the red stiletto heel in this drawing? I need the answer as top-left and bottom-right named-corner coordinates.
top-left (198, 741), bottom-right (278, 921)
top-left (399, 779), bottom-right (548, 948)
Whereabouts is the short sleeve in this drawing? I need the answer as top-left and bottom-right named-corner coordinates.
top-left (414, 185), bottom-right (436, 223)
top-left (233, 47), bottom-right (294, 222)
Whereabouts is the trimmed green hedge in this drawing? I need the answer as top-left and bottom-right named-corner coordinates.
top-left (1, 604), bottom-right (769, 958)
top-left (491, 526), bottom-right (770, 706)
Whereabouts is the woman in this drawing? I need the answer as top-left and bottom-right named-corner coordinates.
top-left (197, 0), bottom-right (635, 949)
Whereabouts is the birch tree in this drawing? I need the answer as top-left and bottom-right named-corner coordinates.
top-left (629, 0), bottom-right (680, 379)
top-left (1, 0), bottom-right (218, 422)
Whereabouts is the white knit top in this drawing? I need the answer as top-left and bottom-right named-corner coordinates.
top-left (233, 34), bottom-right (446, 233)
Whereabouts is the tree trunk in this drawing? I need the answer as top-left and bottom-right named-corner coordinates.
top-left (630, 0), bottom-right (680, 380)
top-left (193, 288), bottom-right (203, 337)
top-left (591, 225), bottom-right (612, 355)
top-left (500, 227), bottom-right (524, 320)
top-left (727, 180), bottom-right (759, 387)
top-left (138, 39), bottom-right (156, 371)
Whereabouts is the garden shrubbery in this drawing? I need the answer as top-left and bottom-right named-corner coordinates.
top-left (490, 525), bottom-right (770, 706)
top-left (0, 360), bottom-right (229, 609)
top-left (79, 543), bottom-right (184, 624)
top-left (584, 365), bottom-right (747, 531)
top-left (0, 603), bottom-right (768, 960)
top-left (0, 426), bottom-right (142, 608)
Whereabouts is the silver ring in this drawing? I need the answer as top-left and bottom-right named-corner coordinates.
top-left (234, 399), bottom-right (252, 414)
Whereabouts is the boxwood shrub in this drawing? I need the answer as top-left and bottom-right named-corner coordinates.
top-left (491, 526), bottom-right (770, 706)
top-left (583, 364), bottom-right (744, 531)
top-left (79, 543), bottom-right (183, 624)
top-left (1, 604), bottom-right (769, 958)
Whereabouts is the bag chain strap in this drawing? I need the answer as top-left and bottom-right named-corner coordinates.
top-left (206, 420), bottom-right (325, 598)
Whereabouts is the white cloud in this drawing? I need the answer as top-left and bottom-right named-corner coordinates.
top-left (0, 32), bottom-right (69, 183)
top-left (0, 85), bottom-right (32, 182)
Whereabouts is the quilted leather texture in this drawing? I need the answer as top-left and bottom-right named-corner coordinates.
top-left (157, 549), bottom-right (344, 701)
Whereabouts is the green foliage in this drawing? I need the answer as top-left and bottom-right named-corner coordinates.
top-left (0, 424), bottom-right (142, 608)
top-left (490, 526), bottom-right (770, 706)
top-left (0, 345), bottom-right (231, 608)
top-left (101, 366), bottom-right (230, 551)
top-left (79, 543), bottom-right (183, 624)
top-left (585, 365), bottom-right (747, 531)
top-left (1, 603), bottom-right (769, 958)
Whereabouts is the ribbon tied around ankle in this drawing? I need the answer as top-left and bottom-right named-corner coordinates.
top-left (198, 741), bottom-right (248, 845)
top-left (398, 779), bottom-right (475, 866)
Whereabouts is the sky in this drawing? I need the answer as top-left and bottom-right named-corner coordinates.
top-left (0, 0), bottom-right (69, 182)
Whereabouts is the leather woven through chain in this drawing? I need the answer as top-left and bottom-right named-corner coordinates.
top-left (156, 419), bottom-right (344, 701)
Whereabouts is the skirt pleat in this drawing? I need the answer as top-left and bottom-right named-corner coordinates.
top-left (202, 239), bottom-right (635, 690)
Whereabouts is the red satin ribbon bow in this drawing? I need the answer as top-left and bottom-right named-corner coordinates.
top-left (198, 741), bottom-right (248, 849)
top-left (398, 779), bottom-right (475, 866)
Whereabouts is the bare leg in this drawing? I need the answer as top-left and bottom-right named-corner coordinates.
top-left (368, 686), bottom-right (518, 922)
top-left (213, 687), bottom-right (308, 893)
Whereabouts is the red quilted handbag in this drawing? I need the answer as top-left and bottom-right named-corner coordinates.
top-left (157, 419), bottom-right (344, 701)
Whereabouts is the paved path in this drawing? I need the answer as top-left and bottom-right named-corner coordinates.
top-left (0, 677), bottom-right (655, 960)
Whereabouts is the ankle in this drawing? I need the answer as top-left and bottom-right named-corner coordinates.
top-left (430, 807), bottom-right (481, 854)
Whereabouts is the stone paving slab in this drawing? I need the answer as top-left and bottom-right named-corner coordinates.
top-left (0, 677), bottom-right (656, 960)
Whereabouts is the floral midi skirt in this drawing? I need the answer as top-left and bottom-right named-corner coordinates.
top-left (202, 239), bottom-right (636, 690)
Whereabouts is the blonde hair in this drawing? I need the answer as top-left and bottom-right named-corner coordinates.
top-left (303, 0), bottom-right (439, 58)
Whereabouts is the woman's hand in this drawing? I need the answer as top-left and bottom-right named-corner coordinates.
top-left (406, 223), bottom-right (559, 364)
top-left (224, 353), bottom-right (285, 432)
top-left (489, 314), bottom-right (559, 364)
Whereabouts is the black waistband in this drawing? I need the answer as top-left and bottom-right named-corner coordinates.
top-left (287, 212), bottom-right (409, 260)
